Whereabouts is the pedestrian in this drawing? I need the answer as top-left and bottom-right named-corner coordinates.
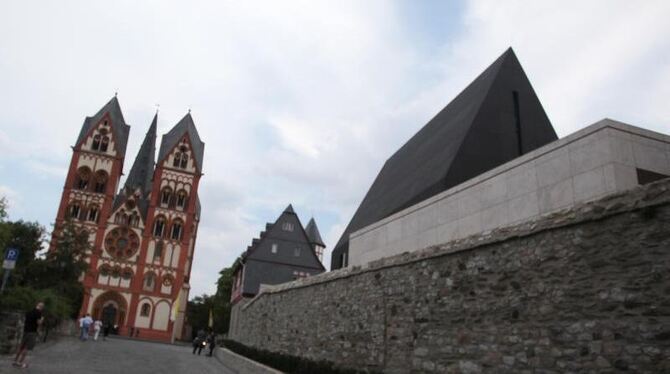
top-left (93, 319), bottom-right (103, 341)
top-left (102, 322), bottom-right (111, 341)
top-left (12, 301), bottom-right (44, 369)
top-left (192, 329), bottom-right (206, 355)
top-left (80, 313), bottom-right (93, 341)
top-left (206, 330), bottom-right (216, 357)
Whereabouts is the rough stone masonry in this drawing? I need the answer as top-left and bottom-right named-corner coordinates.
top-left (230, 178), bottom-right (670, 373)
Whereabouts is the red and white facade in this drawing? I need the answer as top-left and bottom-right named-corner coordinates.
top-left (51, 97), bottom-right (204, 342)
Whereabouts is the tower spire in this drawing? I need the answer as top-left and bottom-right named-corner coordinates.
top-left (124, 114), bottom-right (157, 196)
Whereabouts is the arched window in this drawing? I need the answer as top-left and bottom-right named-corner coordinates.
top-left (69, 202), bottom-right (82, 220)
top-left (154, 241), bottom-right (163, 260)
top-left (92, 134), bottom-right (102, 151)
top-left (98, 264), bottom-right (111, 277)
top-left (180, 153), bottom-right (188, 169)
top-left (170, 219), bottom-right (183, 241)
top-left (94, 171), bottom-right (108, 193)
top-left (75, 167), bottom-right (91, 190)
top-left (100, 136), bottom-right (110, 152)
top-left (129, 212), bottom-right (140, 227)
top-left (114, 210), bottom-right (126, 224)
top-left (110, 266), bottom-right (121, 279)
top-left (87, 206), bottom-right (99, 222)
top-left (176, 190), bottom-right (188, 209)
top-left (160, 187), bottom-right (172, 207)
top-left (140, 302), bottom-right (151, 317)
top-left (153, 217), bottom-right (166, 238)
top-left (173, 152), bottom-right (182, 168)
top-left (121, 268), bottom-right (133, 280)
top-left (162, 276), bottom-right (173, 288)
top-left (143, 273), bottom-right (155, 292)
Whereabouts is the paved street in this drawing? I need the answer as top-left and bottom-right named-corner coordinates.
top-left (1, 336), bottom-right (235, 374)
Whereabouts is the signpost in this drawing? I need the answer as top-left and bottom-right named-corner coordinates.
top-left (1, 247), bottom-right (19, 293)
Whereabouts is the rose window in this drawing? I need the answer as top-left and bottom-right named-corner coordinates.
top-left (104, 227), bottom-right (140, 259)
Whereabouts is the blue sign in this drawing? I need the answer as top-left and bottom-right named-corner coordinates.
top-left (4, 248), bottom-right (19, 261)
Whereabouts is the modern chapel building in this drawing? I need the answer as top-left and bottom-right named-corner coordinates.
top-left (50, 97), bottom-right (204, 342)
top-left (332, 48), bottom-right (670, 270)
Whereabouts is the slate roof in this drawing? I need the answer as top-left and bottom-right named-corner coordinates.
top-left (157, 113), bottom-right (205, 172)
top-left (331, 48), bottom-right (558, 270)
top-left (305, 218), bottom-right (325, 247)
top-left (75, 96), bottom-right (131, 156)
top-left (234, 204), bottom-right (326, 295)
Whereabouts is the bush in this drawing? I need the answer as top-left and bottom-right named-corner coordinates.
top-left (0, 285), bottom-right (74, 320)
top-left (222, 339), bottom-right (381, 374)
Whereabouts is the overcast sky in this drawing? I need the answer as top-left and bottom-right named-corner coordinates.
top-left (1, 1), bottom-right (669, 298)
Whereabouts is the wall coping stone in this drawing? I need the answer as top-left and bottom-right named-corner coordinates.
top-left (244, 176), bottom-right (670, 311)
top-left (214, 346), bottom-right (284, 374)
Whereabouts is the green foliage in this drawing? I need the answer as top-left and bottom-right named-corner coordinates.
top-left (222, 339), bottom-right (381, 374)
top-left (187, 264), bottom-right (236, 335)
top-left (0, 286), bottom-right (73, 320)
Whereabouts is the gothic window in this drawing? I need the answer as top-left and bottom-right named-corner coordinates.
top-left (98, 264), bottom-right (111, 277)
top-left (110, 266), bottom-right (121, 279)
top-left (140, 303), bottom-right (151, 317)
top-left (180, 153), bottom-right (188, 169)
top-left (153, 217), bottom-right (166, 238)
top-left (75, 167), bottom-right (91, 190)
top-left (129, 213), bottom-right (139, 227)
top-left (173, 152), bottom-right (182, 168)
top-left (100, 136), bottom-right (110, 152)
top-left (143, 273), bottom-right (155, 292)
top-left (170, 220), bottom-right (183, 241)
top-left (161, 187), bottom-right (172, 207)
top-left (94, 171), bottom-right (108, 193)
top-left (69, 203), bottom-right (82, 220)
top-left (154, 241), bottom-right (163, 260)
top-left (176, 190), bottom-right (188, 209)
top-left (104, 227), bottom-right (140, 259)
top-left (87, 206), bottom-right (99, 223)
top-left (92, 134), bottom-right (102, 151)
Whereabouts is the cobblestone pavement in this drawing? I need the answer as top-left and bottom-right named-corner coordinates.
top-left (1, 336), bottom-right (235, 374)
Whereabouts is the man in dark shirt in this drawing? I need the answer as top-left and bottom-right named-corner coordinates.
top-left (13, 301), bottom-right (44, 369)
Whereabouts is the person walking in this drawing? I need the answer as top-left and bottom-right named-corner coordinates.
top-left (93, 319), bottom-right (103, 341)
top-left (205, 330), bottom-right (216, 357)
top-left (102, 321), bottom-right (111, 341)
top-left (80, 313), bottom-right (93, 341)
top-left (192, 329), bottom-right (206, 355)
top-left (12, 301), bottom-right (44, 369)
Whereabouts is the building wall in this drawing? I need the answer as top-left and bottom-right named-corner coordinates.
top-left (349, 119), bottom-right (670, 267)
top-left (230, 178), bottom-right (670, 373)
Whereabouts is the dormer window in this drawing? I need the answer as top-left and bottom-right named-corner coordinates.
top-left (282, 222), bottom-right (294, 232)
top-left (271, 243), bottom-right (278, 254)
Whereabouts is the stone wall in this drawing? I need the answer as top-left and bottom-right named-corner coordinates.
top-left (230, 179), bottom-right (670, 373)
top-left (0, 311), bottom-right (24, 354)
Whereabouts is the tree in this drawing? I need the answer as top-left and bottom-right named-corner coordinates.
top-left (186, 264), bottom-right (236, 336)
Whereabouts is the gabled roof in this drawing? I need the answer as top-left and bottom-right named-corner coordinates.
top-left (331, 48), bottom-right (558, 270)
top-left (157, 113), bottom-right (205, 172)
top-left (305, 218), bottom-right (325, 247)
top-left (124, 114), bottom-right (157, 196)
top-left (75, 96), bottom-right (131, 156)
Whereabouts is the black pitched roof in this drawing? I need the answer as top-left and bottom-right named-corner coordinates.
top-left (157, 113), bottom-right (205, 172)
top-left (75, 96), bottom-right (131, 156)
top-left (305, 218), bottom-right (325, 247)
top-left (124, 114), bottom-right (157, 196)
top-left (236, 204), bottom-right (326, 295)
top-left (331, 48), bottom-right (558, 270)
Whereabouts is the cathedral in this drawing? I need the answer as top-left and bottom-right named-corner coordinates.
top-left (50, 97), bottom-right (204, 342)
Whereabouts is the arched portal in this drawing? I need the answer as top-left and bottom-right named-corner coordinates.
top-left (92, 291), bottom-right (128, 327)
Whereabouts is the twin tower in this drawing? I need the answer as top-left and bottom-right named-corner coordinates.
top-left (52, 97), bottom-right (204, 342)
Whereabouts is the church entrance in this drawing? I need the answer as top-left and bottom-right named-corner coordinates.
top-left (91, 291), bottom-right (128, 328)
